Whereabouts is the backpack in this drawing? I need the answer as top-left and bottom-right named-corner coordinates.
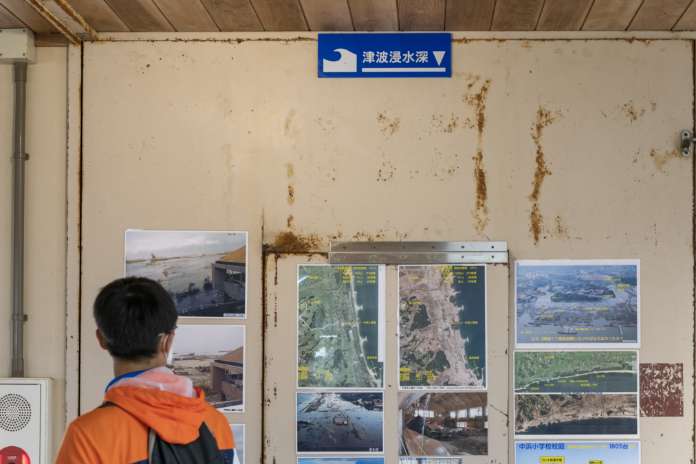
top-left (101, 402), bottom-right (230, 463)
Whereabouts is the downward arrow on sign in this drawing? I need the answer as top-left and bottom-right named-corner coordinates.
top-left (433, 51), bottom-right (446, 66)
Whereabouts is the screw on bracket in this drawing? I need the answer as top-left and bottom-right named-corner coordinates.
top-left (680, 130), bottom-right (694, 157)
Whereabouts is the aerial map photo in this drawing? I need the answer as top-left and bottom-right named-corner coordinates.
top-left (400, 459), bottom-right (464, 464)
top-left (298, 265), bottom-right (384, 388)
top-left (170, 324), bottom-right (244, 412)
top-left (516, 261), bottom-right (639, 347)
top-left (296, 392), bottom-right (384, 453)
top-left (399, 265), bottom-right (486, 389)
top-left (125, 230), bottom-right (247, 318)
top-left (515, 441), bottom-right (640, 463)
top-left (399, 392), bottom-right (488, 457)
top-left (298, 459), bottom-right (385, 464)
top-left (515, 351), bottom-right (638, 393)
top-left (515, 393), bottom-right (638, 437)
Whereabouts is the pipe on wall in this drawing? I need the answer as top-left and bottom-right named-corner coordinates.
top-left (11, 62), bottom-right (27, 378)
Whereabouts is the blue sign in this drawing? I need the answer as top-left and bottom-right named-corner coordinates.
top-left (318, 33), bottom-right (451, 78)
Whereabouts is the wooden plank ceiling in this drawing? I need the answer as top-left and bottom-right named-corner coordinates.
top-left (2, 0), bottom-right (696, 38)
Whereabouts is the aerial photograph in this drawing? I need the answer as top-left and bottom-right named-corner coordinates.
top-left (298, 459), bottom-right (384, 464)
top-left (515, 351), bottom-right (638, 393)
top-left (399, 392), bottom-right (488, 457)
top-left (298, 265), bottom-right (383, 388)
top-left (170, 324), bottom-right (244, 412)
top-left (515, 441), bottom-right (640, 463)
top-left (399, 265), bottom-right (486, 389)
top-left (231, 424), bottom-right (244, 464)
top-left (400, 459), bottom-right (464, 463)
top-left (516, 261), bottom-right (639, 346)
top-left (125, 230), bottom-right (247, 317)
top-left (515, 394), bottom-right (638, 436)
top-left (296, 392), bottom-right (384, 453)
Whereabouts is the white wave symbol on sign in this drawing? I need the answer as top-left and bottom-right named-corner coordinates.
top-left (322, 48), bottom-right (357, 73)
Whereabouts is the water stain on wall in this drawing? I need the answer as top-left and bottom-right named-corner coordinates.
top-left (529, 106), bottom-right (560, 244)
top-left (650, 148), bottom-right (680, 172)
top-left (464, 78), bottom-right (492, 235)
top-left (377, 112), bottom-right (400, 136)
top-left (621, 100), bottom-right (646, 122)
top-left (267, 231), bottom-right (321, 253)
top-left (287, 185), bottom-right (295, 204)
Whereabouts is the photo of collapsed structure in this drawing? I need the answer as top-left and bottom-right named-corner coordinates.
top-left (399, 392), bottom-right (488, 457)
top-left (125, 230), bottom-right (247, 317)
top-left (170, 324), bottom-right (245, 412)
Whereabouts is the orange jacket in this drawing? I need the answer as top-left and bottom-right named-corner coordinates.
top-left (56, 385), bottom-right (235, 463)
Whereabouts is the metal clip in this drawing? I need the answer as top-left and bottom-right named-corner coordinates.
top-left (680, 130), bottom-right (694, 157)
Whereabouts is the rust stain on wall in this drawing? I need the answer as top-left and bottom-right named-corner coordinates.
top-left (431, 113), bottom-right (460, 133)
top-left (286, 215), bottom-right (294, 229)
top-left (286, 162), bottom-right (295, 179)
top-left (650, 148), bottom-right (680, 172)
top-left (377, 160), bottom-right (395, 182)
top-left (552, 215), bottom-right (569, 239)
top-left (621, 100), bottom-right (646, 122)
top-left (283, 110), bottom-right (296, 136)
top-left (640, 363), bottom-right (684, 417)
top-left (376, 112), bottom-right (400, 136)
top-left (464, 78), bottom-right (492, 234)
top-left (267, 231), bottom-right (321, 253)
top-left (287, 184), bottom-right (295, 205)
top-left (529, 106), bottom-right (559, 244)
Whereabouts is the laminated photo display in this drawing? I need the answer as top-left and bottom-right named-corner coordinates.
top-left (169, 324), bottom-right (245, 412)
top-left (398, 265), bottom-right (486, 390)
top-left (515, 441), bottom-right (640, 463)
top-left (125, 229), bottom-right (248, 318)
top-left (515, 260), bottom-right (639, 348)
top-left (297, 265), bottom-right (385, 389)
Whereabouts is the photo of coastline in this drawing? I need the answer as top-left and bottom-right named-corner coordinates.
top-left (399, 392), bottom-right (488, 457)
top-left (399, 265), bottom-right (486, 389)
top-left (125, 230), bottom-right (247, 318)
top-left (515, 394), bottom-right (638, 437)
top-left (516, 260), bottom-right (639, 347)
top-left (515, 351), bottom-right (638, 393)
top-left (297, 265), bottom-right (384, 389)
top-left (515, 441), bottom-right (640, 463)
top-left (297, 392), bottom-right (384, 453)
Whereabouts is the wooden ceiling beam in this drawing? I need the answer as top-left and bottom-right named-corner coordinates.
top-left (491, 0), bottom-right (545, 30)
top-left (398, 0), bottom-right (446, 31)
top-left (24, 0), bottom-right (80, 44)
top-left (53, 0), bottom-right (99, 40)
top-left (629, 0), bottom-right (692, 30)
top-left (199, 0), bottom-right (262, 31)
top-left (348, 0), bottom-right (397, 30)
top-left (153, 0), bottom-right (219, 31)
top-left (583, 0), bottom-right (642, 30)
top-left (445, 0), bottom-right (495, 30)
top-left (64, 0), bottom-right (128, 31)
top-left (250, 0), bottom-right (307, 31)
top-left (537, 0), bottom-right (594, 30)
top-left (301, 0), bottom-right (353, 30)
top-left (0, 0), bottom-right (54, 32)
top-left (104, 0), bottom-right (174, 31)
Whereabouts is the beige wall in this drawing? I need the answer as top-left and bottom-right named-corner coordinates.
top-left (78, 35), bottom-right (694, 463)
top-left (0, 47), bottom-right (67, 454)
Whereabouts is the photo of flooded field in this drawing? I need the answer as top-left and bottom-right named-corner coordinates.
top-left (231, 424), bottom-right (244, 464)
top-left (125, 230), bottom-right (247, 318)
top-left (399, 392), bottom-right (488, 457)
top-left (516, 261), bottom-right (639, 347)
top-left (297, 392), bottom-right (384, 453)
top-left (515, 351), bottom-right (638, 393)
top-left (515, 394), bottom-right (638, 437)
top-left (169, 324), bottom-right (244, 412)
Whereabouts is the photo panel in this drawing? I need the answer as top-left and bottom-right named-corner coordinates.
top-left (399, 459), bottom-right (464, 463)
top-left (514, 351), bottom-right (638, 394)
top-left (297, 459), bottom-right (385, 464)
top-left (514, 393), bottom-right (638, 438)
top-left (515, 260), bottom-right (639, 348)
top-left (296, 391), bottom-right (384, 454)
top-left (398, 265), bottom-right (486, 390)
top-left (169, 324), bottom-right (245, 412)
top-left (515, 441), bottom-right (640, 463)
top-left (125, 230), bottom-right (248, 318)
top-left (231, 424), bottom-right (244, 464)
top-left (297, 265), bottom-right (385, 389)
top-left (398, 391), bottom-right (488, 457)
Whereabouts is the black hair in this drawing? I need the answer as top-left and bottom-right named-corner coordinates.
top-left (93, 277), bottom-right (178, 361)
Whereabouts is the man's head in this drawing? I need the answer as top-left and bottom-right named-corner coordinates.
top-left (94, 277), bottom-right (177, 362)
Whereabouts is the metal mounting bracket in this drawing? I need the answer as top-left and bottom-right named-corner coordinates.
top-left (680, 130), bottom-right (695, 157)
top-left (329, 241), bottom-right (508, 265)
